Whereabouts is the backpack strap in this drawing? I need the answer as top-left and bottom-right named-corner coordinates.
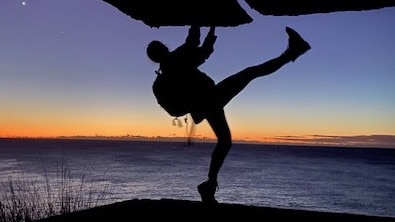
top-left (172, 117), bottom-right (182, 127)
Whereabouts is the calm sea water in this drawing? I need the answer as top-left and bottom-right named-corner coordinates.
top-left (1, 138), bottom-right (394, 218)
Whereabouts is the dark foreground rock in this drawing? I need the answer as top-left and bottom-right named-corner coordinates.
top-left (35, 198), bottom-right (395, 222)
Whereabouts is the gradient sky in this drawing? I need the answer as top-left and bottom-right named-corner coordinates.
top-left (1, 0), bottom-right (394, 148)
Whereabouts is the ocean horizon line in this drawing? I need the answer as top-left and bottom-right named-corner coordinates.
top-left (1, 135), bottom-right (394, 150)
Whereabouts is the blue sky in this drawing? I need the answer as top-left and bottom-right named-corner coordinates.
top-left (1, 0), bottom-right (394, 148)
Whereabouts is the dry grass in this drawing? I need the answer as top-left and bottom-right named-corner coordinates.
top-left (0, 158), bottom-right (112, 222)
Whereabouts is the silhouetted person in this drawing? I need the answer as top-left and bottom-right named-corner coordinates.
top-left (147, 25), bottom-right (311, 204)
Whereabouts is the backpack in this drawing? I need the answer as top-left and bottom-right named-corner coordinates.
top-left (152, 72), bottom-right (189, 117)
top-left (152, 69), bottom-right (216, 118)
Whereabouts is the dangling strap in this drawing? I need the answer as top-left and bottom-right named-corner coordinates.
top-left (172, 117), bottom-right (182, 127)
top-left (171, 115), bottom-right (195, 146)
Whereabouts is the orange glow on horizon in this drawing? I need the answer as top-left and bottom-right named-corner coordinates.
top-left (1, 114), bottom-right (395, 148)
top-left (2, 126), bottom-right (395, 149)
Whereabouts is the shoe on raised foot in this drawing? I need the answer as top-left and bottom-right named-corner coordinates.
top-left (197, 180), bottom-right (218, 205)
top-left (285, 26), bottom-right (311, 62)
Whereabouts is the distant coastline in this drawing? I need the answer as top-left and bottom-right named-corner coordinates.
top-left (2, 131), bottom-right (395, 149)
top-left (1, 136), bottom-right (394, 150)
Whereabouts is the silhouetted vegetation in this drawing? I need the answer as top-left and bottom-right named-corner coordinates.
top-left (0, 158), bottom-right (111, 222)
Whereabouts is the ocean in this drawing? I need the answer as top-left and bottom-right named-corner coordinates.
top-left (1, 138), bottom-right (394, 218)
